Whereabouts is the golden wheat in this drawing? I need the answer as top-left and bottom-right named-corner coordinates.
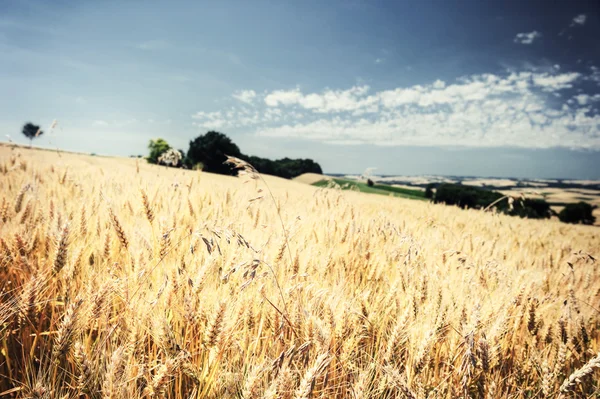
top-left (0, 144), bottom-right (599, 398)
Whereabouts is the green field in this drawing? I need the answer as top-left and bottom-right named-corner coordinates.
top-left (313, 178), bottom-right (427, 200)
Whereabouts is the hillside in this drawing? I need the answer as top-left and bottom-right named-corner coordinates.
top-left (293, 172), bottom-right (332, 185)
top-left (311, 177), bottom-right (427, 201)
top-left (1, 145), bottom-right (599, 397)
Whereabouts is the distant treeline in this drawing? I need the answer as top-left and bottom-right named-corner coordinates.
top-left (428, 183), bottom-right (596, 225)
top-left (242, 156), bottom-right (322, 179)
top-left (146, 131), bottom-right (322, 179)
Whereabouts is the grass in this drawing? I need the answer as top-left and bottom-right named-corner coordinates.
top-left (312, 178), bottom-right (427, 200)
top-left (1, 145), bottom-right (599, 398)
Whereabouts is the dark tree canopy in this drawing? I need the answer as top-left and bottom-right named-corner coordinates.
top-left (433, 183), bottom-right (552, 220)
top-left (425, 184), bottom-right (434, 199)
top-left (22, 123), bottom-right (43, 142)
top-left (558, 202), bottom-right (596, 225)
top-left (241, 156), bottom-right (322, 179)
top-left (434, 183), bottom-right (503, 210)
top-left (186, 131), bottom-right (322, 178)
top-left (511, 198), bottom-right (553, 219)
top-left (187, 131), bottom-right (243, 175)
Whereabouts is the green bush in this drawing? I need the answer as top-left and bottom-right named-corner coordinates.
top-left (434, 184), bottom-right (552, 220)
top-left (147, 138), bottom-right (171, 164)
top-left (558, 202), bottom-right (596, 225)
top-left (434, 184), bottom-right (504, 209)
top-left (510, 198), bottom-right (552, 219)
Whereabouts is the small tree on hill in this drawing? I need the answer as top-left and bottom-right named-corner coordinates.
top-left (187, 131), bottom-right (243, 174)
top-left (147, 138), bottom-right (171, 164)
top-left (367, 179), bottom-right (374, 187)
top-left (22, 123), bottom-right (43, 147)
top-left (558, 202), bottom-right (596, 225)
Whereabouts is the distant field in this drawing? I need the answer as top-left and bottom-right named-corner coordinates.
top-left (312, 177), bottom-right (427, 200)
top-left (321, 172), bottom-right (600, 226)
top-left (499, 187), bottom-right (600, 226)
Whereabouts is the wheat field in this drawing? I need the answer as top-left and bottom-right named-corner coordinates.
top-left (0, 144), bottom-right (599, 398)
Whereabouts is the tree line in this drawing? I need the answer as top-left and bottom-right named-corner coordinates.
top-left (427, 183), bottom-right (596, 225)
top-left (147, 131), bottom-right (322, 179)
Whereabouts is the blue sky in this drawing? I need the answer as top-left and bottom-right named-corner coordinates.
top-left (1, 0), bottom-right (600, 178)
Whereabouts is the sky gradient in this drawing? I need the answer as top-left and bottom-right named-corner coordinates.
top-left (1, 0), bottom-right (599, 178)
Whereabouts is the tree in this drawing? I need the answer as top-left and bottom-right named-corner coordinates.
top-left (558, 202), bottom-right (596, 225)
top-left (158, 148), bottom-right (183, 167)
top-left (425, 184), bottom-right (434, 199)
top-left (22, 123), bottom-right (43, 146)
top-left (187, 131), bottom-right (243, 175)
top-left (434, 183), bottom-right (499, 209)
top-left (147, 138), bottom-right (171, 164)
top-left (184, 131), bottom-right (322, 177)
top-left (367, 179), bottom-right (374, 187)
top-left (509, 198), bottom-right (552, 219)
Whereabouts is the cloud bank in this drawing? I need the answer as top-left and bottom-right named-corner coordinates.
top-left (192, 67), bottom-right (600, 149)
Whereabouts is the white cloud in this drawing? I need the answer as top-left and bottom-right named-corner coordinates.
top-left (574, 94), bottom-right (600, 105)
top-left (264, 85), bottom-right (376, 113)
top-left (514, 31), bottom-right (542, 45)
top-left (232, 90), bottom-right (257, 104)
top-left (432, 79), bottom-right (446, 89)
top-left (93, 120), bottom-right (108, 126)
top-left (200, 119), bottom-right (226, 129)
top-left (574, 94), bottom-right (589, 105)
top-left (192, 111), bottom-right (222, 120)
top-left (191, 68), bottom-right (600, 149)
top-left (192, 110), bottom-right (229, 129)
top-left (265, 88), bottom-right (303, 107)
top-left (571, 14), bottom-right (587, 26)
top-left (375, 58), bottom-right (384, 64)
top-left (532, 72), bottom-right (580, 91)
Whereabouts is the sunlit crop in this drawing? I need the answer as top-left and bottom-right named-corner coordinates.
top-left (1, 145), bottom-right (599, 398)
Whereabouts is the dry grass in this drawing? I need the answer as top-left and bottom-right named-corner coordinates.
top-left (292, 173), bottom-right (332, 185)
top-left (1, 144), bottom-right (599, 398)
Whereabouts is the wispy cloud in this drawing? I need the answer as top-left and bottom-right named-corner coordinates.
top-left (264, 86), bottom-right (374, 113)
top-left (571, 14), bottom-right (587, 26)
top-left (135, 40), bottom-right (169, 50)
top-left (232, 90), bottom-right (257, 104)
top-left (532, 72), bottom-right (580, 91)
top-left (192, 68), bottom-right (600, 149)
top-left (375, 58), bottom-right (384, 64)
top-left (573, 94), bottom-right (600, 106)
top-left (192, 111), bottom-right (229, 129)
top-left (514, 31), bottom-right (542, 45)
